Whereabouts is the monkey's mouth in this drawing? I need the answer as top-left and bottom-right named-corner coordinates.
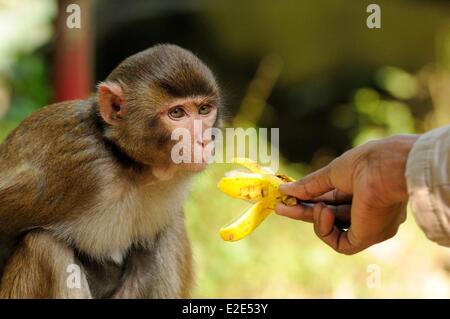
top-left (171, 144), bottom-right (214, 167)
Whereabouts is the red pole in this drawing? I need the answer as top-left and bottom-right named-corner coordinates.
top-left (54, 0), bottom-right (92, 102)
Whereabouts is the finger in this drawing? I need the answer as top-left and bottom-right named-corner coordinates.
top-left (313, 203), bottom-right (336, 237)
top-left (312, 203), bottom-right (364, 255)
top-left (275, 203), bottom-right (314, 222)
top-left (279, 165), bottom-right (334, 200)
top-left (333, 204), bottom-right (351, 223)
top-left (399, 202), bottom-right (407, 224)
top-left (335, 193), bottom-right (386, 254)
top-left (276, 202), bottom-right (351, 224)
top-left (306, 189), bottom-right (353, 205)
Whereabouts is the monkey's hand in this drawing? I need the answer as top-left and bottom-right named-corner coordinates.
top-left (218, 158), bottom-right (297, 242)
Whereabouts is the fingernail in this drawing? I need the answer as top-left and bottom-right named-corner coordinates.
top-left (274, 203), bottom-right (284, 214)
top-left (279, 183), bottom-right (292, 192)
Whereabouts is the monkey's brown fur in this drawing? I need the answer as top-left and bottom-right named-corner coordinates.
top-left (0, 44), bottom-right (219, 298)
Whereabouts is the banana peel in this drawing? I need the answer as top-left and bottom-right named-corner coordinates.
top-left (218, 158), bottom-right (297, 242)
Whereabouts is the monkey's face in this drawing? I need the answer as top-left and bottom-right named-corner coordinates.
top-left (98, 83), bottom-right (219, 175)
top-left (157, 96), bottom-right (218, 172)
top-left (97, 44), bottom-right (220, 178)
top-left (112, 94), bottom-right (219, 178)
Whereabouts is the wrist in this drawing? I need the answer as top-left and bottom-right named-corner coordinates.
top-left (386, 134), bottom-right (420, 202)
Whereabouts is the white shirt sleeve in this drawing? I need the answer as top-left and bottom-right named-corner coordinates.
top-left (405, 125), bottom-right (450, 247)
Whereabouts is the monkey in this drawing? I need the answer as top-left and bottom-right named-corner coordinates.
top-left (0, 44), bottom-right (221, 298)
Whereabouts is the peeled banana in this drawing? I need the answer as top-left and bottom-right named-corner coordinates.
top-left (218, 158), bottom-right (297, 242)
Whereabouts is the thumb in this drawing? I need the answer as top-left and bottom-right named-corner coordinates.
top-left (279, 164), bottom-right (334, 200)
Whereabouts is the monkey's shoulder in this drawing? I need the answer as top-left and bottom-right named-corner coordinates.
top-left (0, 99), bottom-right (108, 226)
top-left (0, 99), bottom-right (100, 157)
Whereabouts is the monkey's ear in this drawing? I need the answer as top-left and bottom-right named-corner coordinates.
top-left (97, 82), bottom-right (126, 125)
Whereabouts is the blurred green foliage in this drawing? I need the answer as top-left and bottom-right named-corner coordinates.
top-left (0, 53), bottom-right (52, 141)
top-left (0, 0), bottom-right (54, 140)
top-left (186, 62), bottom-right (450, 298)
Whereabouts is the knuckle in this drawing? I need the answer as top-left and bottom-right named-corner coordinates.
top-left (383, 227), bottom-right (399, 240)
top-left (364, 140), bottom-right (379, 149)
top-left (400, 213), bottom-right (407, 224)
top-left (337, 239), bottom-right (360, 255)
top-left (339, 242), bottom-right (367, 255)
top-left (301, 182), bottom-right (314, 199)
top-left (340, 248), bottom-right (357, 256)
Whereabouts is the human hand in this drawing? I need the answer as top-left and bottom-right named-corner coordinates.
top-left (275, 135), bottom-right (419, 254)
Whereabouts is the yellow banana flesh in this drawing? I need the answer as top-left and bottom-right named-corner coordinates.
top-left (218, 158), bottom-right (297, 242)
top-left (219, 201), bottom-right (272, 242)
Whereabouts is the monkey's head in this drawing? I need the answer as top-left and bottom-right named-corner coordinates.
top-left (97, 44), bottom-right (220, 179)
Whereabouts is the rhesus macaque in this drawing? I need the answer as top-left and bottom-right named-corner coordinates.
top-left (0, 44), bottom-right (220, 298)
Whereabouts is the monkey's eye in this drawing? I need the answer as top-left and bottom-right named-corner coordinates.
top-left (168, 106), bottom-right (185, 119)
top-left (199, 104), bottom-right (212, 115)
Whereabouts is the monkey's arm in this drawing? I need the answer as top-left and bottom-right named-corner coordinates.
top-left (0, 167), bottom-right (41, 279)
top-left (113, 214), bottom-right (193, 299)
top-left (0, 230), bottom-right (92, 299)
